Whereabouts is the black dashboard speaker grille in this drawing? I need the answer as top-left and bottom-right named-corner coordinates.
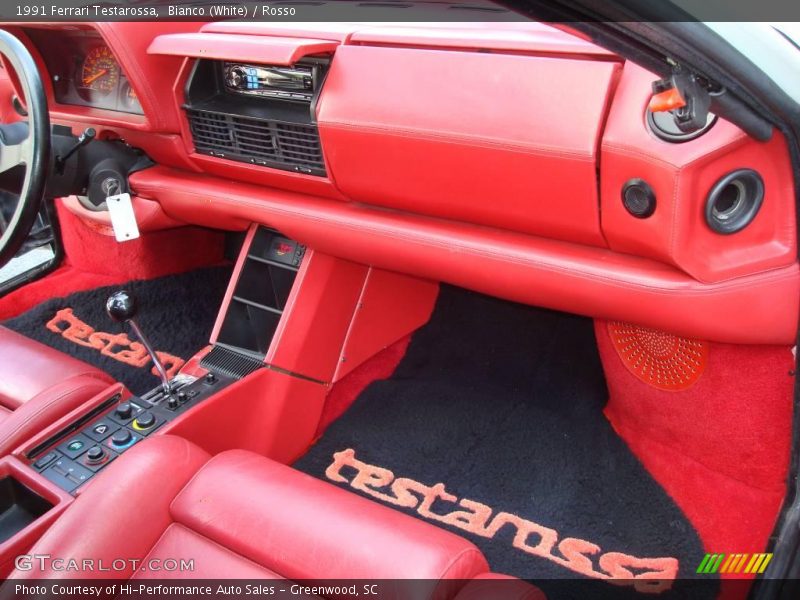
top-left (187, 108), bottom-right (326, 176)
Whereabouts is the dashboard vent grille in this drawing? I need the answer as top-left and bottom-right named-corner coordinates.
top-left (187, 108), bottom-right (325, 176)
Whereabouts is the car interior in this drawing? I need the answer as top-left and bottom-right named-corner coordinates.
top-left (0, 17), bottom-right (796, 600)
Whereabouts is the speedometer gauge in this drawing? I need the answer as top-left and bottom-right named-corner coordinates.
top-left (78, 46), bottom-right (119, 98)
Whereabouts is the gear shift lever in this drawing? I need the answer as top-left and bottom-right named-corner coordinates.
top-left (106, 290), bottom-right (172, 395)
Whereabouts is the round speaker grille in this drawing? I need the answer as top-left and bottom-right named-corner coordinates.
top-left (607, 322), bottom-right (708, 391)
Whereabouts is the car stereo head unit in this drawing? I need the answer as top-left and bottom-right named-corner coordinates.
top-left (223, 62), bottom-right (319, 102)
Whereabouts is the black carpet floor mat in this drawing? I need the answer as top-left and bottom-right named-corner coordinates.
top-left (3, 267), bottom-right (230, 395)
top-left (295, 286), bottom-right (714, 599)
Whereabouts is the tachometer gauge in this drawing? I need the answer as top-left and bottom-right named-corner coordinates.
top-left (78, 46), bottom-right (119, 98)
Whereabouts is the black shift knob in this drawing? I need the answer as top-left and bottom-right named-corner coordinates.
top-left (106, 290), bottom-right (137, 322)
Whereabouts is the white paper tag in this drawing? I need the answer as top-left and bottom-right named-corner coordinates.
top-left (106, 193), bottom-right (140, 242)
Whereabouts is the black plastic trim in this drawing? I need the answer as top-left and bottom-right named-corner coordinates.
top-left (621, 178), bottom-right (657, 218)
top-left (646, 108), bottom-right (717, 143)
top-left (200, 345), bottom-right (266, 380)
top-left (0, 197), bottom-right (64, 296)
top-left (0, 477), bottom-right (53, 544)
top-left (25, 393), bottom-right (121, 460)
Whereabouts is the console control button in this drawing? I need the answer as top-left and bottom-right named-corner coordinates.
top-left (42, 458), bottom-right (92, 492)
top-left (84, 419), bottom-right (118, 442)
top-left (205, 372), bottom-right (217, 384)
top-left (132, 411), bottom-right (155, 429)
top-left (111, 429), bottom-right (132, 446)
top-left (80, 445), bottom-right (116, 472)
top-left (86, 445), bottom-right (106, 463)
top-left (131, 412), bottom-right (161, 435)
top-left (33, 450), bottom-right (60, 470)
top-left (57, 433), bottom-right (93, 459)
top-left (106, 429), bottom-right (140, 451)
top-left (109, 401), bottom-right (143, 425)
top-left (115, 402), bottom-right (132, 420)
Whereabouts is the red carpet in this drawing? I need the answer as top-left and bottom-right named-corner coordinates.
top-left (596, 321), bottom-right (793, 577)
top-left (0, 200), bottom-right (226, 319)
top-left (315, 335), bottom-right (411, 437)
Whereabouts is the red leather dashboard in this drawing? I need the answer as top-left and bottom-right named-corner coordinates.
top-left (0, 21), bottom-right (796, 344)
top-left (602, 64), bottom-right (797, 283)
top-left (148, 32), bottom-right (339, 65)
top-left (317, 45), bottom-right (618, 246)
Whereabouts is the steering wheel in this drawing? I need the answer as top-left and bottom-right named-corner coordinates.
top-left (0, 29), bottom-right (49, 268)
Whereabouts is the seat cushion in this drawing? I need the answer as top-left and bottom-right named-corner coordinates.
top-left (0, 326), bottom-right (114, 455)
top-left (135, 523), bottom-right (288, 580)
top-left (14, 435), bottom-right (489, 594)
top-left (171, 449), bottom-right (489, 581)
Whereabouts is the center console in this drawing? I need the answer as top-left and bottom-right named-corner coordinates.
top-left (0, 454), bottom-right (72, 576)
top-left (212, 227), bottom-right (305, 359)
top-left (15, 226), bottom-right (305, 494)
top-left (23, 371), bottom-right (235, 494)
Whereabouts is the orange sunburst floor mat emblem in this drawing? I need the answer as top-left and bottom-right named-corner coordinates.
top-left (607, 322), bottom-right (708, 391)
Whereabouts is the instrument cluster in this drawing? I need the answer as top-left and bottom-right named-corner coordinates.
top-left (24, 28), bottom-right (142, 114)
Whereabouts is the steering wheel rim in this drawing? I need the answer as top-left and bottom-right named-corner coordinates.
top-left (0, 29), bottom-right (49, 267)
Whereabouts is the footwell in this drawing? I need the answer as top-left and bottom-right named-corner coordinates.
top-left (295, 285), bottom-right (715, 599)
top-left (3, 266), bottom-right (230, 394)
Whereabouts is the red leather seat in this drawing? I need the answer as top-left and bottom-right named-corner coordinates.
top-left (12, 435), bottom-right (544, 600)
top-left (0, 326), bottom-right (114, 455)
